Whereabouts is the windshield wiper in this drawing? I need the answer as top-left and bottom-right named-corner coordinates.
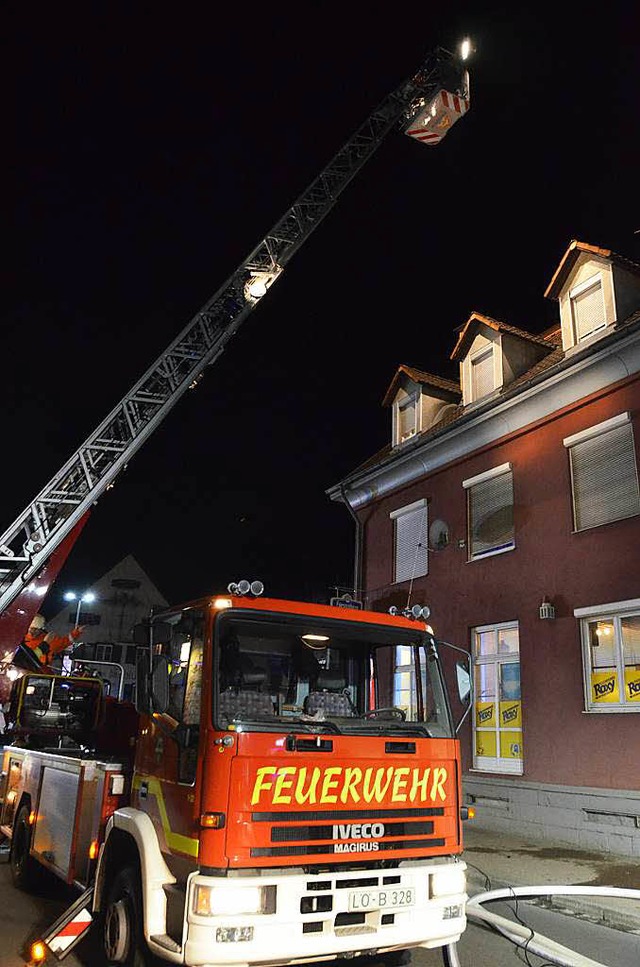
top-left (285, 716), bottom-right (342, 734)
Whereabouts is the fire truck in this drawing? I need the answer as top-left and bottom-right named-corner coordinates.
top-left (0, 36), bottom-right (473, 967)
top-left (1, 582), bottom-right (472, 965)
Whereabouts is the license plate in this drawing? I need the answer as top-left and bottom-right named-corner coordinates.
top-left (348, 886), bottom-right (415, 912)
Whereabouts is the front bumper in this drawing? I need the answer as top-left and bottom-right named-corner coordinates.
top-left (183, 860), bottom-right (466, 966)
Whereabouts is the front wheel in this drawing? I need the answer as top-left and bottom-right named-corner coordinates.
top-left (10, 803), bottom-right (41, 891)
top-left (102, 865), bottom-right (151, 966)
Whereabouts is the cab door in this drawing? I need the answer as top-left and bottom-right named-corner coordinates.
top-left (133, 607), bottom-right (205, 875)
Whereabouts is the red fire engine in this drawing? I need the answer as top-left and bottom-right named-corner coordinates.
top-left (1, 582), bottom-right (472, 965)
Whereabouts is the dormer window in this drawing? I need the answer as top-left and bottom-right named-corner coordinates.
top-left (570, 274), bottom-right (606, 342)
top-left (471, 347), bottom-right (495, 401)
top-left (398, 394), bottom-right (418, 442)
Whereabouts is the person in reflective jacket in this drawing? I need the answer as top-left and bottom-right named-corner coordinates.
top-left (23, 613), bottom-right (84, 665)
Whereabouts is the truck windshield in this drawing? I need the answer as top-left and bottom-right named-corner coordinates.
top-left (214, 611), bottom-right (452, 737)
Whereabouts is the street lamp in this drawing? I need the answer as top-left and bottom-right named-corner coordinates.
top-left (64, 590), bottom-right (96, 626)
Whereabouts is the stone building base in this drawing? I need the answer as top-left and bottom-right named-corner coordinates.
top-left (463, 774), bottom-right (640, 858)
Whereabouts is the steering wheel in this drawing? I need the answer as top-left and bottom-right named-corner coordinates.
top-left (363, 707), bottom-right (406, 721)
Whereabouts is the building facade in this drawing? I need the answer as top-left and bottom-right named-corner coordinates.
top-left (47, 554), bottom-right (168, 699)
top-left (329, 240), bottom-right (640, 856)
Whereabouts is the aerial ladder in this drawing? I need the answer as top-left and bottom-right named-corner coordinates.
top-left (0, 41), bottom-right (471, 668)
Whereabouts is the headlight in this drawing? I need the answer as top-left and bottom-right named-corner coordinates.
top-left (431, 866), bottom-right (466, 898)
top-left (194, 884), bottom-right (276, 917)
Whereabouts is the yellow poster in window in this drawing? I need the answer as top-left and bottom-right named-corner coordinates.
top-left (475, 731), bottom-right (497, 757)
top-left (625, 669), bottom-right (640, 702)
top-left (500, 730), bottom-right (523, 759)
top-left (499, 700), bottom-right (521, 728)
top-left (590, 671), bottom-right (619, 704)
top-left (476, 702), bottom-right (496, 728)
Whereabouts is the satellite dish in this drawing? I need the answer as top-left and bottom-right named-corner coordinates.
top-left (429, 518), bottom-right (450, 550)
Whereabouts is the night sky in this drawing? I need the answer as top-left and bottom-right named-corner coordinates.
top-left (4, 4), bottom-right (639, 614)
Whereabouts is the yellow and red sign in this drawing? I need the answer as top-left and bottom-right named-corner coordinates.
top-left (590, 671), bottom-right (620, 704)
top-left (625, 669), bottom-right (640, 702)
top-left (250, 763), bottom-right (451, 807)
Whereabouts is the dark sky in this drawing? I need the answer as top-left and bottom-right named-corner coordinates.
top-left (4, 4), bottom-right (639, 613)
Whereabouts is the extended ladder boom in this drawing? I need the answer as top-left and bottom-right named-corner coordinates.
top-left (0, 45), bottom-right (469, 628)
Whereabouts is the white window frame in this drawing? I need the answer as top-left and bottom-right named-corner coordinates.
top-left (95, 643), bottom-right (113, 662)
top-left (463, 463), bottom-right (515, 560)
top-left (471, 620), bottom-right (523, 775)
top-left (390, 499), bottom-right (428, 584)
top-left (570, 273), bottom-right (606, 342)
top-left (563, 412), bottom-right (640, 531)
top-left (575, 598), bottom-right (640, 713)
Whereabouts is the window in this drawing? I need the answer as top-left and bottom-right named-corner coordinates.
top-left (471, 348), bottom-right (494, 401)
top-left (575, 599), bottom-right (640, 712)
top-left (570, 275), bottom-right (606, 342)
top-left (464, 463), bottom-right (514, 559)
top-left (69, 611), bottom-right (101, 625)
top-left (390, 499), bottom-right (428, 583)
top-left (472, 622), bottom-right (523, 774)
top-left (161, 608), bottom-right (205, 783)
top-left (564, 413), bottom-right (640, 531)
top-left (397, 394), bottom-right (418, 443)
top-left (111, 578), bottom-right (141, 590)
top-left (95, 643), bottom-right (112, 661)
top-left (393, 645), bottom-right (439, 722)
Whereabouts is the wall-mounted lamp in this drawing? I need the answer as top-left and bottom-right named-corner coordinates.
top-left (539, 597), bottom-right (556, 620)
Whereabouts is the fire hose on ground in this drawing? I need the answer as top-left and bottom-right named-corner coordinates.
top-left (441, 884), bottom-right (640, 967)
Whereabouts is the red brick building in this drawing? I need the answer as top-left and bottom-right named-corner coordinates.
top-left (329, 240), bottom-right (640, 855)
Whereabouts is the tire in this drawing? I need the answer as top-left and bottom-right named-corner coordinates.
top-left (10, 803), bottom-right (41, 891)
top-left (102, 865), bottom-right (151, 966)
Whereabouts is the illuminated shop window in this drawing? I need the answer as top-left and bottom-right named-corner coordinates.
top-left (472, 621), bottom-right (523, 775)
top-left (575, 600), bottom-right (640, 712)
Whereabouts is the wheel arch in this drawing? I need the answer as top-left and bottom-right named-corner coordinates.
top-left (95, 807), bottom-right (176, 941)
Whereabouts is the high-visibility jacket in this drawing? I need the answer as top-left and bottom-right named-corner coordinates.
top-left (23, 626), bottom-right (82, 665)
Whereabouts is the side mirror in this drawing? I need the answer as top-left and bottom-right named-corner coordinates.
top-left (432, 638), bottom-right (474, 735)
top-left (151, 655), bottom-right (170, 714)
top-left (135, 647), bottom-right (151, 714)
top-left (456, 661), bottom-right (471, 704)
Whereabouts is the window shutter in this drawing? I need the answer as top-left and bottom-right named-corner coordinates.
top-left (469, 471), bottom-right (514, 556)
top-left (570, 423), bottom-right (640, 530)
top-left (572, 282), bottom-right (605, 340)
top-left (399, 398), bottom-right (416, 440)
top-left (395, 505), bottom-right (428, 582)
top-left (472, 350), bottom-right (494, 400)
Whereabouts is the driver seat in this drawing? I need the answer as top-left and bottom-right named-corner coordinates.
top-left (304, 672), bottom-right (354, 717)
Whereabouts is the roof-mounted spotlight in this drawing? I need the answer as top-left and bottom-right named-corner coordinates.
top-left (460, 37), bottom-right (472, 61)
top-left (227, 579), bottom-right (265, 597)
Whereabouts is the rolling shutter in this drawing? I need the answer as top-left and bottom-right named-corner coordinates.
top-left (472, 349), bottom-right (494, 400)
top-left (570, 422), bottom-right (640, 530)
top-left (394, 504), bottom-right (428, 583)
top-left (468, 470), bottom-right (514, 557)
top-left (572, 281), bottom-right (605, 340)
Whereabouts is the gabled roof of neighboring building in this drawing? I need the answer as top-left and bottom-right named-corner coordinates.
top-left (544, 239), bottom-right (640, 300)
top-left (450, 311), bottom-right (559, 362)
top-left (382, 364), bottom-right (460, 407)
